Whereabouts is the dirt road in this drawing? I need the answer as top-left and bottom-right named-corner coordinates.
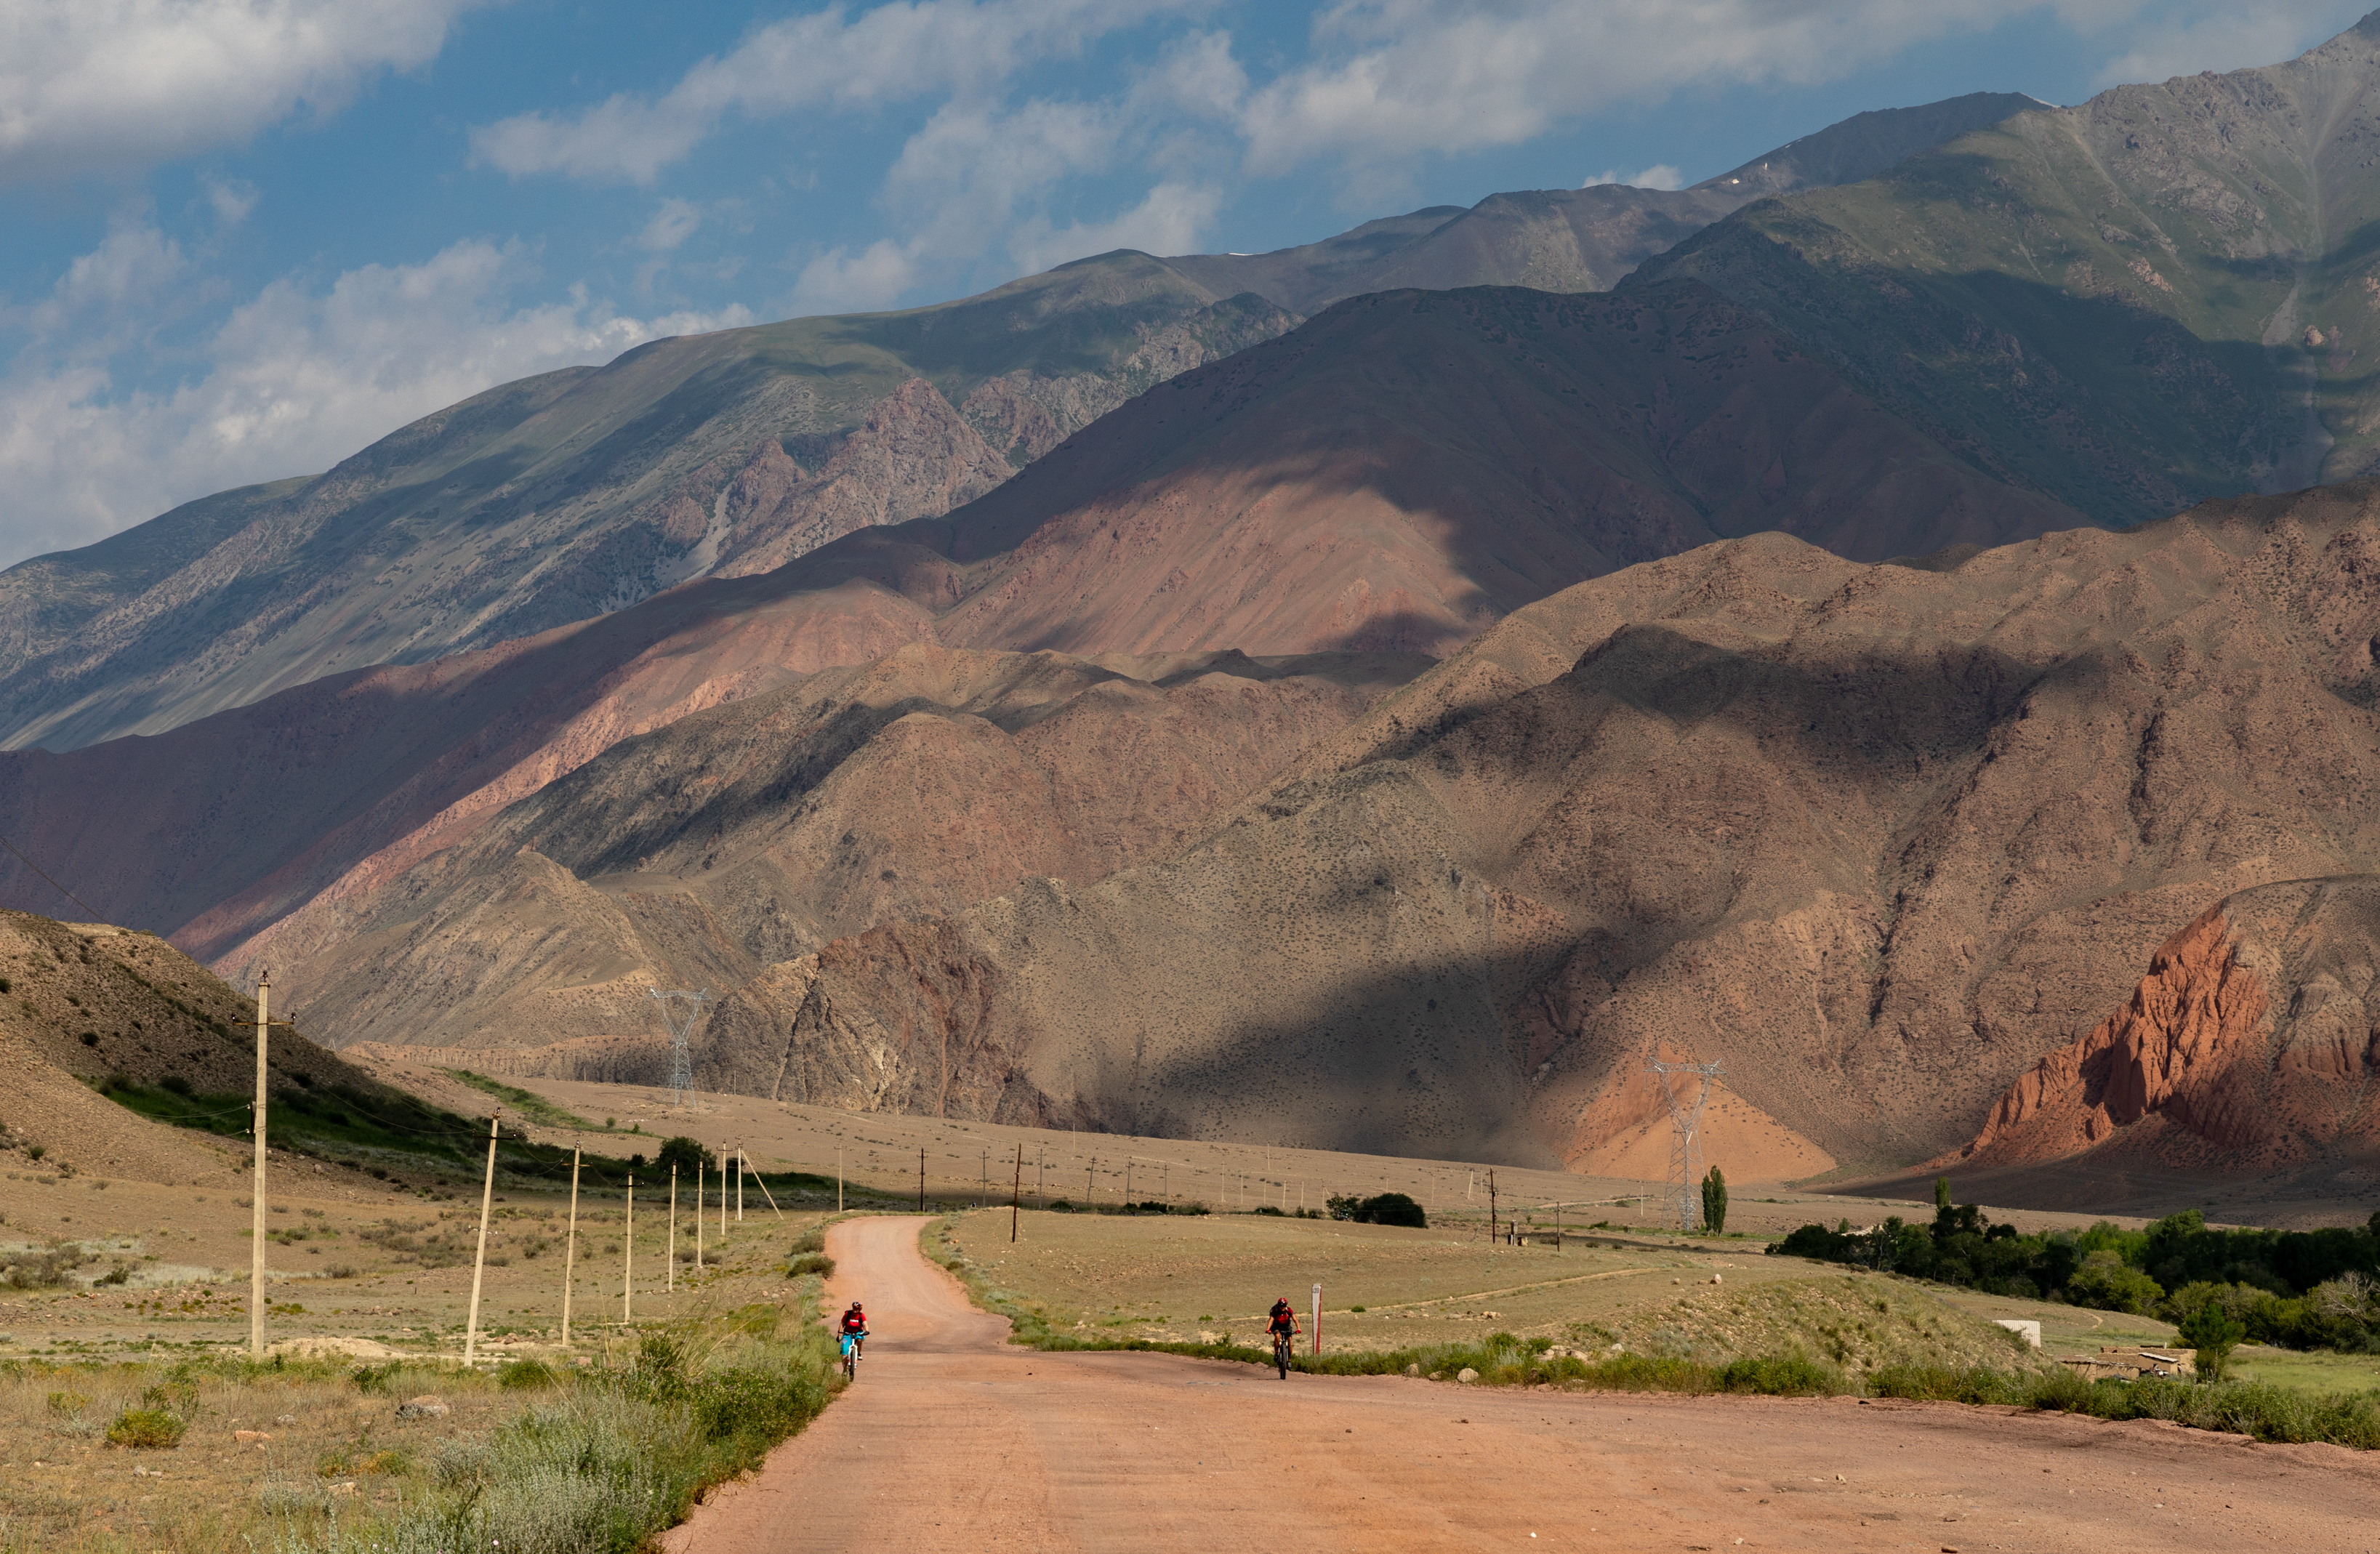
top-left (665, 1217), bottom-right (2380, 1552)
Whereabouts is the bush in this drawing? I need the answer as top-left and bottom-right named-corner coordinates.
top-left (789, 1225), bottom-right (827, 1256)
top-left (787, 1252), bottom-right (835, 1278)
top-left (1701, 1167), bottom-right (1727, 1235)
top-left (499, 1357), bottom-right (560, 1390)
top-left (656, 1137), bottom-right (717, 1177)
top-left (105, 1408), bottom-right (185, 1449)
top-left (1325, 1192), bottom-right (1428, 1228)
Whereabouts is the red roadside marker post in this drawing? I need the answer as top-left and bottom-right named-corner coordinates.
top-left (1311, 1282), bottom-right (1321, 1358)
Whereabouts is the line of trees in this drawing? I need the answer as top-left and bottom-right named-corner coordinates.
top-left (1774, 1181), bottom-right (2380, 1355)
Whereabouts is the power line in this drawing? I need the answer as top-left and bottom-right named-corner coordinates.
top-left (0, 827), bottom-right (102, 921)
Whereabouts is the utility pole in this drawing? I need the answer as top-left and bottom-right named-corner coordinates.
top-left (721, 1145), bottom-right (728, 1244)
top-left (837, 1148), bottom-right (843, 1213)
top-left (246, 970), bottom-right (292, 1361)
top-left (667, 1166), bottom-right (678, 1293)
top-left (560, 1147), bottom-right (581, 1345)
top-left (981, 1146), bottom-right (988, 1202)
top-left (1036, 1147), bottom-right (1044, 1208)
top-left (735, 1144), bottom-right (744, 1223)
top-left (1011, 1143), bottom-right (1022, 1243)
top-left (1487, 1169), bottom-right (1498, 1249)
top-left (622, 1176), bottom-right (635, 1324)
top-left (464, 1111), bottom-right (501, 1366)
top-left (1087, 1156), bottom-right (1095, 1207)
top-left (695, 1156), bottom-right (704, 1272)
top-left (746, 1151), bottom-right (783, 1219)
top-left (1125, 1159), bottom-right (1133, 1207)
top-left (918, 1146), bottom-right (925, 1212)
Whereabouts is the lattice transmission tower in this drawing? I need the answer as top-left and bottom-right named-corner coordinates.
top-left (1646, 1053), bottom-right (1724, 1231)
top-left (648, 988), bottom-right (711, 1109)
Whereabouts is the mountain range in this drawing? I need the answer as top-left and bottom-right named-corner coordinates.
top-left (14, 23), bottom-right (2380, 1195)
top-left (0, 93), bottom-right (2037, 754)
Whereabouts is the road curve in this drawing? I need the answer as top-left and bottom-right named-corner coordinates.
top-left (664, 1215), bottom-right (2380, 1552)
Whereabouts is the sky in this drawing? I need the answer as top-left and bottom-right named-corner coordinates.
top-left (0, 0), bottom-right (2371, 571)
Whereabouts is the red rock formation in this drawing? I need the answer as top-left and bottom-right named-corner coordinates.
top-left (1954, 877), bottom-right (2380, 1171)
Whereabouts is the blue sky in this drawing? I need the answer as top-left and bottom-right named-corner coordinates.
top-left (0, 0), bottom-right (2370, 569)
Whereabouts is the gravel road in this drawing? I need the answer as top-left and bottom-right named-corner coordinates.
top-left (664, 1216), bottom-right (2380, 1552)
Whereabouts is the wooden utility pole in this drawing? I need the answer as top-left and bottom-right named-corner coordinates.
top-left (721, 1145), bottom-right (729, 1243)
top-left (1087, 1156), bottom-right (1095, 1207)
top-left (560, 1148), bottom-right (581, 1345)
top-left (464, 1111), bottom-right (501, 1366)
top-left (1487, 1169), bottom-right (1499, 1248)
top-left (249, 971), bottom-right (270, 1358)
top-left (917, 1146), bottom-right (926, 1211)
top-left (622, 1176), bottom-right (635, 1324)
top-left (836, 1148), bottom-right (843, 1213)
top-left (1011, 1143), bottom-right (1022, 1242)
top-left (1036, 1147), bottom-right (1044, 1208)
top-left (735, 1145), bottom-right (743, 1223)
top-left (667, 1166), bottom-right (678, 1293)
top-left (981, 1146), bottom-right (988, 1201)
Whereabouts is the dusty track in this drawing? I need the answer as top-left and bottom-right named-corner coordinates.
top-left (665, 1217), bottom-right (2380, 1552)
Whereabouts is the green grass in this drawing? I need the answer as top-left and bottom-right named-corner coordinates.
top-left (441, 1070), bottom-right (602, 1130)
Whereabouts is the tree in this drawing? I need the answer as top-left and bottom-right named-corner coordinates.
top-left (2178, 1300), bottom-right (2246, 1382)
top-left (1700, 1166), bottom-right (1727, 1235)
top-left (656, 1136), bottom-right (716, 1177)
top-left (1934, 1175), bottom-right (1952, 1212)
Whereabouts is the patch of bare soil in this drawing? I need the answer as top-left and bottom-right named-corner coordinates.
top-left (670, 1216), bottom-right (2380, 1553)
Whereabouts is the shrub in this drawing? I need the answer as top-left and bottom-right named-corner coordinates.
top-left (158, 1074), bottom-right (193, 1097)
top-left (105, 1408), bottom-right (185, 1449)
top-left (788, 1252), bottom-right (835, 1278)
top-left (656, 1137), bottom-right (717, 1177)
top-left (499, 1358), bottom-right (560, 1390)
top-left (789, 1225), bottom-right (827, 1256)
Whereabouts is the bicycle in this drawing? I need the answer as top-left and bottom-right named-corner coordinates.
top-left (1271, 1327), bottom-right (1295, 1380)
top-left (840, 1329), bottom-right (866, 1380)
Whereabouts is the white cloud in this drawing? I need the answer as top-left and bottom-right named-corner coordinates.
top-left (0, 227), bottom-right (752, 567)
top-left (1239, 1), bottom-right (2082, 178)
top-left (1583, 164), bottom-right (1684, 191)
top-left (2087, 1), bottom-right (2357, 87)
top-left (472, 0), bottom-right (1201, 185)
top-left (1006, 181), bottom-right (1223, 271)
top-left (787, 238), bottom-right (921, 315)
top-left (637, 198), bottom-right (704, 253)
top-left (0, 0), bottom-right (486, 185)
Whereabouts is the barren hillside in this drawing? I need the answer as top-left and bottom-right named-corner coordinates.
top-left (725, 483), bottom-right (2380, 1172)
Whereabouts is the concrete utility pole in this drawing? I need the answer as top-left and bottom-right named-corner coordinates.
top-left (735, 1145), bottom-right (744, 1223)
top-left (560, 1148), bottom-right (581, 1345)
top-left (837, 1148), bottom-right (844, 1213)
top-left (668, 1165), bottom-right (678, 1293)
top-left (918, 1146), bottom-right (926, 1211)
top-left (1011, 1143), bottom-right (1022, 1243)
top-left (622, 1177), bottom-right (635, 1324)
top-left (721, 1145), bottom-right (729, 1243)
top-left (695, 1156), bottom-right (705, 1273)
top-left (464, 1111), bottom-right (501, 1366)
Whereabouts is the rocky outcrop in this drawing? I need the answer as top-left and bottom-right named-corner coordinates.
top-left (1953, 878), bottom-right (2380, 1171)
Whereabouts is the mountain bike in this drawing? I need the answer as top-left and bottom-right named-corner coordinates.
top-left (1271, 1327), bottom-right (1295, 1380)
top-left (840, 1329), bottom-right (865, 1380)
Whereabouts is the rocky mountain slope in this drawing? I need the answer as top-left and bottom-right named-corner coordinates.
top-left (1636, 12), bottom-right (2380, 529)
top-left (0, 97), bottom-right (2035, 754)
top-left (0, 278), bottom-right (2077, 999)
top-left (697, 482), bottom-right (2380, 1172)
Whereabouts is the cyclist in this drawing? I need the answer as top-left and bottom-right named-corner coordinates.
top-left (1266, 1295), bottom-right (1300, 1377)
top-left (840, 1301), bottom-right (869, 1360)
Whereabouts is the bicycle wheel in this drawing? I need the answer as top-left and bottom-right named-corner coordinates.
top-left (1275, 1335), bottom-right (1290, 1380)
top-left (843, 1341), bottom-right (856, 1381)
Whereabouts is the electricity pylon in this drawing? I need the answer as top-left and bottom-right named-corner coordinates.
top-left (1646, 1052), bottom-right (1723, 1231)
top-left (648, 989), bottom-right (711, 1108)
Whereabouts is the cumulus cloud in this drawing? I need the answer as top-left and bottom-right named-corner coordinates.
top-left (0, 0), bottom-right (486, 185)
top-left (1583, 164), bottom-right (1684, 191)
top-left (473, 0), bottom-right (1200, 185)
top-left (0, 227), bottom-right (750, 566)
top-left (787, 238), bottom-right (922, 315)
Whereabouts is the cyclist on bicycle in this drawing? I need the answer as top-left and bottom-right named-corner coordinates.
top-left (840, 1301), bottom-right (869, 1358)
top-left (1267, 1296), bottom-right (1299, 1357)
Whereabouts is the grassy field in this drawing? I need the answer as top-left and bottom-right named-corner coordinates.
top-left (933, 1206), bottom-right (2039, 1376)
